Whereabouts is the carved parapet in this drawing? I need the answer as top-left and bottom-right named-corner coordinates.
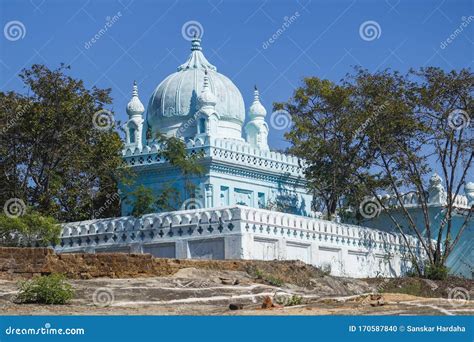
top-left (121, 138), bottom-right (305, 177)
top-left (57, 205), bottom-right (426, 259)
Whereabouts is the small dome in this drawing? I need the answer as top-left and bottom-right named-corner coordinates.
top-left (126, 81), bottom-right (145, 117)
top-left (147, 37), bottom-right (245, 137)
top-left (429, 173), bottom-right (442, 187)
top-left (465, 182), bottom-right (474, 191)
top-left (248, 86), bottom-right (267, 119)
top-left (465, 182), bottom-right (474, 205)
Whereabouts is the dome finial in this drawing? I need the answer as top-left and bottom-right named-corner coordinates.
top-left (191, 35), bottom-right (202, 51)
top-left (132, 80), bottom-right (138, 97)
top-left (178, 35), bottom-right (217, 71)
top-left (253, 86), bottom-right (259, 101)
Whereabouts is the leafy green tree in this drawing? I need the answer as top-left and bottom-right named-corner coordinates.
top-left (128, 185), bottom-right (156, 217)
top-left (365, 68), bottom-right (473, 277)
top-left (347, 68), bottom-right (472, 277)
top-left (0, 64), bottom-right (127, 222)
top-left (280, 67), bottom-right (473, 278)
top-left (275, 76), bottom-right (379, 218)
top-left (156, 132), bottom-right (204, 199)
top-left (0, 211), bottom-right (60, 246)
top-left (126, 133), bottom-right (204, 217)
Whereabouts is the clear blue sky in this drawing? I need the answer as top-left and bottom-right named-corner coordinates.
top-left (1, 0), bottom-right (472, 150)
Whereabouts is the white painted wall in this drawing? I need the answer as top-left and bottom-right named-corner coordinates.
top-left (57, 206), bottom-right (423, 278)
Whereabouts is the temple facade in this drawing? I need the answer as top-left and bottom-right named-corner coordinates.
top-left (120, 37), bottom-right (312, 217)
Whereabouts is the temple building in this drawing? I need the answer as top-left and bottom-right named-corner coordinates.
top-left (121, 37), bottom-right (312, 217)
top-left (57, 37), bottom-right (472, 279)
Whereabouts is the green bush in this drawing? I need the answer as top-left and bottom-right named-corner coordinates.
top-left (275, 294), bottom-right (303, 306)
top-left (287, 294), bottom-right (303, 306)
top-left (424, 264), bottom-right (449, 280)
top-left (15, 274), bottom-right (74, 305)
top-left (252, 268), bottom-right (284, 287)
top-left (0, 211), bottom-right (60, 247)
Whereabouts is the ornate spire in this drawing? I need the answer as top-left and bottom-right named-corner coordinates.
top-left (198, 70), bottom-right (217, 108)
top-left (177, 37), bottom-right (217, 71)
top-left (132, 80), bottom-right (138, 97)
top-left (126, 80), bottom-right (145, 117)
top-left (248, 85), bottom-right (267, 118)
top-left (253, 85), bottom-right (260, 101)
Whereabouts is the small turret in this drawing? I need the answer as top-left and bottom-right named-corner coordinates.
top-left (245, 86), bottom-right (269, 150)
top-left (248, 85), bottom-right (267, 119)
top-left (198, 70), bottom-right (217, 108)
top-left (465, 182), bottom-right (474, 206)
top-left (195, 71), bottom-right (219, 142)
top-left (126, 81), bottom-right (145, 117)
top-left (428, 172), bottom-right (447, 205)
top-left (125, 81), bottom-right (145, 150)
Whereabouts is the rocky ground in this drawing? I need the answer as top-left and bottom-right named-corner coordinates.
top-left (0, 261), bottom-right (472, 315)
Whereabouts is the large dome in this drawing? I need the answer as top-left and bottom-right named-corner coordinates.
top-left (147, 37), bottom-right (245, 139)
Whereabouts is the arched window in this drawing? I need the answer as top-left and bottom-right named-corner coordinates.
top-left (198, 118), bottom-right (206, 134)
top-left (129, 127), bottom-right (136, 143)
